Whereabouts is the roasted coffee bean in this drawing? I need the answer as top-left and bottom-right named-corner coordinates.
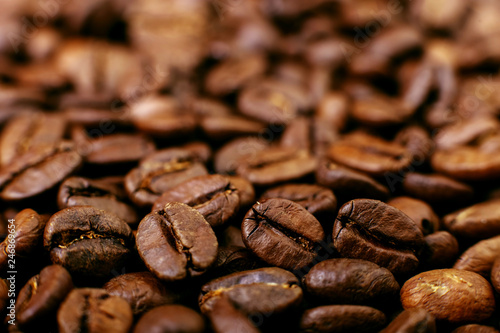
top-left (402, 172), bottom-right (474, 205)
top-left (452, 325), bottom-right (500, 333)
top-left (214, 137), bottom-right (269, 175)
top-left (57, 288), bottom-right (133, 333)
top-left (0, 209), bottom-right (46, 271)
top-left (136, 203), bottom-right (218, 281)
top-left (492, 258), bottom-right (500, 294)
top-left (0, 142), bottom-right (82, 201)
top-left (444, 199), bottom-right (500, 239)
top-left (380, 308), bottom-right (436, 333)
top-left (58, 176), bottom-right (137, 225)
top-left (454, 235), bottom-right (500, 278)
top-left (104, 272), bottom-right (179, 316)
top-left (435, 116), bottom-right (500, 150)
top-left (200, 267), bottom-right (302, 317)
top-left (16, 265), bottom-right (73, 329)
top-left (227, 176), bottom-right (255, 209)
top-left (0, 279), bottom-right (7, 313)
top-left (44, 206), bottom-right (134, 278)
top-left (133, 305), bottom-right (205, 333)
top-left (387, 197), bottom-right (440, 235)
top-left (220, 225), bottom-right (246, 248)
top-left (400, 269), bottom-right (496, 323)
top-left (205, 295), bottom-right (260, 333)
top-left (411, 0), bottom-right (469, 32)
top-left (236, 147), bottom-right (317, 187)
top-left (242, 199), bottom-right (325, 271)
top-left (333, 199), bottom-right (425, 276)
top-left (152, 174), bottom-right (239, 228)
top-left (211, 246), bottom-right (262, 278)
top-left (303, 258), bottom-right (399, 306)
top-left (299, 305), bottom-right (386, 333)
top-left (260, 184), bottom-right (336, 218)
top-left (200, 115), bottom-right (265, 140)
top-left (327, 131), bottom-right (412, 177)
top-left (316, 160), bottom-right (389, 201)
top-left (125, 148), bottom-right (208, 207)
top-left (421, 231), bottom-right (459, 268)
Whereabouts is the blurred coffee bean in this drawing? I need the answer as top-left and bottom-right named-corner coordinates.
top-left (421, 231), bottom-right (459, 269)
top-left (491, 258), bottom-right (500, 294)
top-left (214, 137), bottom-right (269, 175)
top-left (380, 308), bottom-right (436, 333)
top-left (133, 305), bottom-right (205, 333)
top-left (205, 295), bottom-right (260, 333)
top-left (387, 197), bottom-right (439, 235)
top-left (452, 325), bottom-right (500, 333)
top-left (454, 235), bottom-right (500, 278)
top-left (444, 199), bottom-right (500, 240)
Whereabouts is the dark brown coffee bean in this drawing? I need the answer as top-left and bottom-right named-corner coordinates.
top-left (236, 147), bottom-right (317, 187)
top-left (380, 308), bottom-right (436, 333)
top-left (133, 305), bottom-right (205, 333)
top-left (0, 209), bottom-right (46, 271)
top-left (214, 137), bottom-right (269, 175)
top-left (280, 116), bottom-right (311, 151)
top-left (403, 172), bottom-right (474, 204)
top-left (444, 199), bottom-right (500, 239)
top-left (299, 305), bottom-right (386, 333)
top-left (400, 269), bottom-right (496, 323)
top-left (58, 176), bottom-right (137, 225)
top-left (152, 174), bottom-right (239, 228)
top-left (395, 125), bottom-right (434, 163)
top-left (0, 142), bottom-right (82, 201)
top-left (351, 93), bottom-right (412, 128)
top-left (0, 279), bottom-right (7, 314)
top-left (130, 95), bottom-right (197, 138)
top-left (125, 148), bottom-right (208, 207)
top-left (422, 231), bottom-right (459, 269)
top-left (63, 107), bottom-right (128, 127)
top-left (387, 197), bottom-right (440, 235)
top-left (206, 295), bottom-right (260, 333)
top-left (327, 131), bottom-right (412, 177)
top-left (200, 267), bottom-right (302, 316)
top-left (104, 272), bottom-right (179, 316)
top-left (200, 115), bottom-right (265, 140)
top-left (316, 93), bottom-right (348, 131)
top-left (136, 203), bottom-right (218, 281)
top-left (452, 325), bottom-right (500, 333)
top-left (16, 265), bottom-right (73, 329)
top-left (492, 258), bottom-right (500, 294)
top-left (453, 235), bottom-right (500, 278)
top-left (180, 142), bottom-right (212, 164)
top-left (435, 116), bottom-right (500, 150)
top-left (220, 225), bottom-right (246, 248)
top-left (83, 133), bottom-right (156, 164)
top-left (0, 111), bottom-right (66, 167)
top-left (57, 288), bottom-right (133, 333)
top-left (227, 176), bottom-right (255, 209)
top-left (242, 199), bottom-right (325, 271)
top-left (44, 206), bottom-right (134, 278)
top-left (260, 184), bottom-right (336, 218)
top-left (333, 199), bottom-right (425, 276)
top-left (303, 258), bottom-right (399, 306)
top-left (316, 160), bottom-right (389, 201)
top-left (211, 246), bottom-right (262, 278)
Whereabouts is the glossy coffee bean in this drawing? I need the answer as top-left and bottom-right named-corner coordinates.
top-left (58, 176), bottom-right (137, 225)
top-left (200, 267), bottom-right (302, 317)
top-left (214, 137), bottom-right (269, 175)
top-left (453, 235), bottom-right (500, 278)
top-left (444, 199), bottom-right (500, 239)
top-left (242, 199), bottom-right (325, 271)
top-left (16, 265), bottom-right (73, 329)
top-left (57, 288), bottom-right (133, 333)
top-left (152, 174), bottom-right (240, 228)
top-left (380, 308), bottom-right (436, 333)
top-left (104, 272), bottom-right (179, 316)
top-left (387, 197), bottom-right (440, 235)
top-left (260, 184), bottom-right (336, 218)
top-left (303, 258), bottom-right (400, 306)
top-left (136, 203), bottom-right (218, 281)
top-left (83, 133), bottom-right (156, 164)
top-left (421, 231), bottom-right (459, 269)
top-left (333, 199), bottom-right (425, 276)
top-left (400, 269), bottom-right (496, 323)
top-left (299, 305), bottom-right (386, 333)
top-left (44, 206), bottom-right (134, 278)
top-left (201, 115), bottom-right (265, 140)
top-left (133, 305), bottom-right (205, 333)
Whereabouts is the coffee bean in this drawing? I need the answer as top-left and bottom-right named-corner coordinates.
top-left (444, 199), bottom-right (500, 239)
top-left (201, 115), bottom-right (265, 140)
top-left (125, 148), bottom-right (208, 207)
top-left (242, 198), bottom-right (325, 271)
top-left (133, 305), bottom-right (205, 333)
top-left (136, 203), bottom-right (218, 281)
top-left (402, 172), bottom-right (474, 205)
top-left (57, 288), bottom-right (133, 333)
top-left (303, 258), bottom-right (400, 306)
top-left (205, 295), bottom-right (260, 333)
top-left (387, 196), bottom-right (439, 235)
top-left (316, 160), bottom-right (389, 201)
top-left (380, 308), bottom-right (436, 333)
top-left (333, 199), bottom-right (425, 276)
top-left (58, 176), bottom-right (138, 225)
top-left (236, 147), bottom-right (317, 187)
top-left (214, 137), bottom-right (269, 175)
top-left (453, 235), bottom-right (500, 278)
top-left (422, 231), bottom-right (459, 269)
top-left (0, 279), bottom-right (7, 314)
top-left (152, 174), bottom-right (240, 228)
top-left (280, 116), bottom-right (312, 151)
top-left (0, 142), bottom-right (82, 201)
top-left (452, 325), bottom-right (500, 333)
top-left (435, 116), bottom-right (499, 150)
top-left (227, 176), bottom-right (255, 209)
top-left (492, 258), bottom-right (500, 294)
top-left (44, 206), bottom-right (134, 278)
top-left (400, 269), bottom-right (496, 323)
top-left (211, 246), bottom-right (262, 278)
top-left (219, 225), bottom-right (246, 248)
top-left (299, 305), bottom-right (386, 333)
top-left (200, 267), bottom-right (302, 317)
top-left (16, 265), bottom-right (73, 329)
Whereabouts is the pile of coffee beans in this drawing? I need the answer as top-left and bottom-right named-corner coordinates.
top-left (1, 0), bottom-right (500, 332)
